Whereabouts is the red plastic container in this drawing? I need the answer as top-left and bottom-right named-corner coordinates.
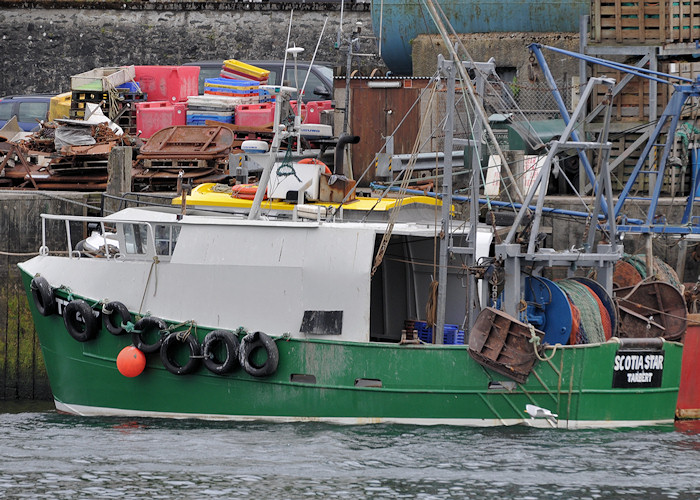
top-left (234, 102), bottom-right (275, 128)
top-left (136, 101), bottom-right (186, 139)
top-left (305, 100), bottom-right (332, 124)
top-left (134, 66), bottom-right (200, 103)
top-left (233, 101), bottom-right (313, 128)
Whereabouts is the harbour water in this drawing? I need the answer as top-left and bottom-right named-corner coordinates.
top-left (1, 402), bottom-right (699, 499)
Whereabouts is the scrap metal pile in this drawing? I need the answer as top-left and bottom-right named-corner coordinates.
top-left (0, 119), bottom-right (136, 190)
top-left (134, 125), bottom-right (237, 191)
top-left (0, 115), bottom-right (281, 191)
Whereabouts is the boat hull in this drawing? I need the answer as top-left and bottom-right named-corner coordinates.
top-left (21, 270), bottom-right (683, 429)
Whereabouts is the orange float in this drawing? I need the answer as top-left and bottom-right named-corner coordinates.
top-left (117, 346), bottom-right (146, 377)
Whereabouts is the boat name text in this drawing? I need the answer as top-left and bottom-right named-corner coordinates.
top-left (612, 350), bottom-right (664, 389)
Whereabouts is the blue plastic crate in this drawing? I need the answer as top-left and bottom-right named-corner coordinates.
top-left (258, 89), bottom-right (273, 102)
top-left (186, 113), bottom-right (233, 124)
top-left (444, 330), bottom-right (465, 345)
top-left (117, 81), bottom-right (141, 92)
top-left (205, 77), bottom-right (259, 89)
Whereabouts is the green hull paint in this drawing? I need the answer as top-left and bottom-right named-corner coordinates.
top-left (21, 271), bottom-right (683, 427)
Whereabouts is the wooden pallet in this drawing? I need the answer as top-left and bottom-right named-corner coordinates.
top-left (142, 158), bottom-right (210, 169)
top-left (591, 65), bottom-right (667, 122)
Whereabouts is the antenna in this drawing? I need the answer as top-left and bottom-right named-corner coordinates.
top-left (300, 16), bottom-right (330, 101)
top-left (280, 10), bottom-right (294, 89)
top-left (287, 45), bottom-right (305, 153)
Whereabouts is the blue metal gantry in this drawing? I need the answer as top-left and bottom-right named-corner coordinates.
top-left (530, 43), bottom-right (700, 236)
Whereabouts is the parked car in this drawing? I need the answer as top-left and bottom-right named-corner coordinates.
top-left (0, 94), bottom-right (52, 131)
top-left (183, 60), bottom-right (334, 102)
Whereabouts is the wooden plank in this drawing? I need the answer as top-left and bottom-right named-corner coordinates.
top-left (593, 0), bottom-right (602, 42)
top-left (661, 0), bottom-right (667, 41)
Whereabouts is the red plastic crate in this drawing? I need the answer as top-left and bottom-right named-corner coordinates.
top-left (233, 101), bottom-right (311, 128)
top-left (136, 101), bottom-right (186, 139)
top-left (234, 102), bottom-right (275, 128)
top-left (305, 100), bottom-right (332, 124)
top-left (134, 66), bottom-right (200, 103)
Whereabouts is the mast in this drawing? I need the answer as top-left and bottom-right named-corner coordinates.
top-left (248, 85), bottom-right (296, 221)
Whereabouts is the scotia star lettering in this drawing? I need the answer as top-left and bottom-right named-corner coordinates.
top-left (612, 350), bottom-right (664, 388)
top-left (613, 354), bottom-right (664, 371)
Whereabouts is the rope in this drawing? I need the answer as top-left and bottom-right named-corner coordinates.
top-left (138, 256), bottom-right (160, 316)
top-left (275, 143), bottom-right (301, 182)
top-left (33, 191), bottom-right (102, 212)
top-left (57, 285), bottom-right (74, 302)
top-left (371, 83), bottom-right (439, 277)
top-left (527, 324), bottom-right (557, 361)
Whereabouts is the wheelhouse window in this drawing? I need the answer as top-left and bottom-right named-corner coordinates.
top-left (154, 224), bottom-right (181, 256)
top-left (123, 224), bottom-right (148, 255)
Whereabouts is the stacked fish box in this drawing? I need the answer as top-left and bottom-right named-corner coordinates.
top-left (220, 59), bottom-right (272, 104)
top-left (205, 78), bottom-right (259, 99)
top-left (187, 93), bottom-right (258, 126)
top-left (221, 59), bottom-right (270, 84)
top-left (186, 60), bottom-right (274, 126)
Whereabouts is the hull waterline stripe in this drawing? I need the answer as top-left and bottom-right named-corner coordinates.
top-left (54, 401), bottom-right (674, 429)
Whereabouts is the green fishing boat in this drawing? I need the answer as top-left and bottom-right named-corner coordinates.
top-left (17, 30), bottom-right (690, 427)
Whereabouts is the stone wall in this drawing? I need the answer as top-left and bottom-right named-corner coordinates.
top-left (0, 191), bottom-right (101, 400)
top-left (0, 3), bottom-right (378, 95)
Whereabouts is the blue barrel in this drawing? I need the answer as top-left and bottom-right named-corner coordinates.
top-left (371, 0), bottom-right (589, 75)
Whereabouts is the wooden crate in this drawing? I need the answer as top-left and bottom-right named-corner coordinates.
top-left (668, 0), bottom-right (700, 42)
top-left (591, 59), bottom-right (700, 122)
top-left (591, 0), bottom-right (667, 44)
top-left (591, 0), bottom-right (700, 44)
top-left (591, 65), bottom-right (668, 121)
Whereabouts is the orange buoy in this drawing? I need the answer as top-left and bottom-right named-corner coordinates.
top-left (298, 158), bottom-right (332, 174)
top-left (117, 346), bottom-right (146, 377)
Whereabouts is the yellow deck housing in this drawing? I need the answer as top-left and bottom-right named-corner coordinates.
top-left (173, 183), bottom-right (444, 213)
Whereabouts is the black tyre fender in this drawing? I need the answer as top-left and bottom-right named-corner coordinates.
top-left (202, 329), bottom-right (240, 375)
top-left (63, 299), bottom-right (100, 342)
top-left (239, 331), bottom-right (279, 377)
top-left (160, 332), bottom-right (201, 375)
top-left (31, 276), bottom-right (56, 316)
top-left (102, 301), bottom-right (132, 336)
top-left (132, 316), bottom-right (167, 354)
